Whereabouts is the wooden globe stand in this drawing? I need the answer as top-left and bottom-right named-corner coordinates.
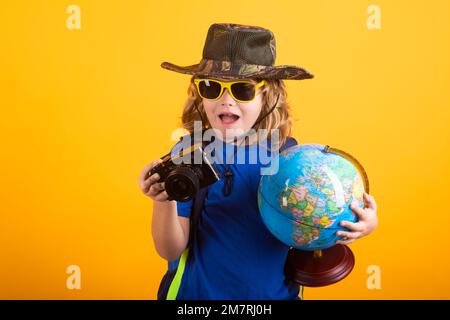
top-left (284, 245), bottom-right (355, 287)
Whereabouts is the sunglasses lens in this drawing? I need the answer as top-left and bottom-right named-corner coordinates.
top-left (231, 82), bottom-right (255, 101)
top-left (198, 80), bottom-right (222, 99)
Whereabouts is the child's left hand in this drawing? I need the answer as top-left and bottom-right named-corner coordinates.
top-left (335, 192), bottom-right (378, 245)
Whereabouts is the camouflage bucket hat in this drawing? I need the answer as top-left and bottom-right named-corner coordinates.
top-left (161, 23), bottom-right (314, 80)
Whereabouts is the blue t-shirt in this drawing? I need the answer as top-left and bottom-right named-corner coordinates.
top-left (167, 137), bottom-right (300, 300)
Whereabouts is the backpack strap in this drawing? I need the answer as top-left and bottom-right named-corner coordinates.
top-left (279, 136), bottom-right (298, 152)
top-left (187, 187), bottom-right (208, 250)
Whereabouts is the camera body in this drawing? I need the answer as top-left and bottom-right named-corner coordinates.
top-left (150, 144), bottom-right (221, 202)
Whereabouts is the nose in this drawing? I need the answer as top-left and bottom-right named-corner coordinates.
top-left (219, 88), bottom-right (235, 106)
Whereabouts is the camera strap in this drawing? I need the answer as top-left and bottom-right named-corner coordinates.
top-left (217, 93), bottom-right (280, 197)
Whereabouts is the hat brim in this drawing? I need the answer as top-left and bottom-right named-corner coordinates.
top-left (161, 59), bottom-right (313, 80)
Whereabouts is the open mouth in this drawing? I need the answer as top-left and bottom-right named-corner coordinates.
top-left (218, 112), bottom-right (240, 125)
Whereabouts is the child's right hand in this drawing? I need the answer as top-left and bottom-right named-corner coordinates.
top-left (138, 159), bottom-right (171, 202)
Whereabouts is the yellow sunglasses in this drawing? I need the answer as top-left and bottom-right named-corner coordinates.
top-left (193, 78), bottom-right (265, 103)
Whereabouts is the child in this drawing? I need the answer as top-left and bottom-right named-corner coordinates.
top-left (139, 23), bottom-right (378, 300)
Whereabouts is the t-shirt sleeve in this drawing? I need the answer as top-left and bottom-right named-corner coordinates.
top-left (176, 199), bottom-right (192, 218)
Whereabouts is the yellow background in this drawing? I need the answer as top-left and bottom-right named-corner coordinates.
top-left (1, 0), bottom-right (449, 299)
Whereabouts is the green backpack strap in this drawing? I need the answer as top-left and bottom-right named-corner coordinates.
top-left (164, 178), bottom-right (209, 300)
top-left (166, 248), bottom-right (189, 300)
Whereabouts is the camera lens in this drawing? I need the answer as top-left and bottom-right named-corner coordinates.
top-left (165, 167), bottom-right (200, 202)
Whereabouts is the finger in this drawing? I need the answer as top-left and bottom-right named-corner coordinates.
top-left (138, 162), bottom-right (155, 183)
top-left (364, 192), bottom-right (377, 211)
top-left (141, 173), bottom-right (160, 192)
top-left (148, 182), bottom-right (164, 195)
top-left (141, 177), bottom-right (152, 190)
top-left (142, 178), bottom-right (162, 193)
top-left (154, 191), bottom-right (169, 202)
top-left (139, 164), bottom-right (161, 190)
top-left (336, 230), bottom-right (361, 240)
top-left (154, 182), bottom-right (165, 191)
top-left (143, 172), bottom-right (161, 188)
top-left (147, 173), bottom-right (161, 184)
top-left (138, 159), bottom-right (163, 183)
top-left (340, 220), bottom-right (365, 232)
top-left (350, 201), bottom-right (367, 219)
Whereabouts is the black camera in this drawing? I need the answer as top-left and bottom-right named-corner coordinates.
top-left (150, 144), bottom-right (221, 202)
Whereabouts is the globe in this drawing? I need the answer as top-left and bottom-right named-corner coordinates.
top-left (258, 144), bottom-right (368, 252)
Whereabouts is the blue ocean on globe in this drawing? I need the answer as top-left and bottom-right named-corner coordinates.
top-left (258, 144), bottom-right (366, 251)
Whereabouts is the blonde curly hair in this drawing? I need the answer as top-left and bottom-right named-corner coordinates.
top-left (179, 76), bottom-right (294, 150)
